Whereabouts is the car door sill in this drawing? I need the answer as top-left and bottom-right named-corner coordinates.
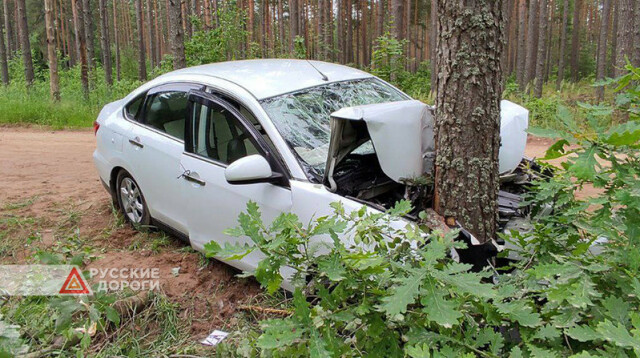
top-left (150, 217), bottom-right (190, 243)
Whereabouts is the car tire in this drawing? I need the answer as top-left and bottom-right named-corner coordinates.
top-left (116, 170), bottom-right (151, 227)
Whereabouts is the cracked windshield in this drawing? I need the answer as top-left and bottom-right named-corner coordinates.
top-left (261, 78), bottom-right (407, 178)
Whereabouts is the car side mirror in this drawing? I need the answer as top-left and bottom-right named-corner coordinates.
top-left (225, 154), bottom-right (283, 185)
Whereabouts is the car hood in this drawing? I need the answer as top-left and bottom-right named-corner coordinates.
top-left (324, 100), bottom-right (529, 190)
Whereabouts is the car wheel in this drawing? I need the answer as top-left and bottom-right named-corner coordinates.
top-left (116, 171), bottom-right (150, 226)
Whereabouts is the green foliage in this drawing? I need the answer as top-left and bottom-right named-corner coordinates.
top-left (185, 3), bottom-right (248, 65)
top-left (293, 35), bottom-right (307, 59)
top-left (208, 66), bottom-right (640, 356)
top-left (371, 32), bottom-right (406, 82)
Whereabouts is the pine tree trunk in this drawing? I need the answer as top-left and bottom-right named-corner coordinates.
top-left (614, 0), bottom-right (634, 76)
top-left (634, 0), bottom-right (640, 67)
top-left (524, 0), bottom-right (538, 87)
top-left (168, 0), bottom-right (185, 68)
top-left (429, 0), bottom-right (436, 92)
top-left (44, 0), bottom-right (59, 100)
top-left (99, 0), bottom-right (111, 84)
top-left (135, 0), bottom-right (147, 80)
top-left (155, 0), bottom-right (162, 63)
top-left (392, 0), bottom-right (403, 40)
top-left (377, 0), bottom-right (384, 36)
top-left (248, 0), bottom-right (254, 46)
top-left (337, 0), bottom-right (343, 61)
top-left (533, 0), bottom-right (548, 97)
top-left (346, 0), bottom-right (352, 63)
top-left (570, 0), bottom-right (581, 81)
top-left (277, 0), bottom-right (284, 52)
top-left (609, 0), bottom-right (618, 77)
top-left (3, 0), bottom-right (14, 53)
top-left (146, 0), bottom-right (155, 68)
top-left (556, 0), bottom-right (569, 89)
top-left (113, 0), bottom-right (120, 81)
top-left (15, 0), bottom-right (33, 85)
top-left (0, 0), bottom-right (9, 84)
top-left (71, 0), bottom-right (89, 98)
top-left (83, 0), bottom-right (94, 69)
top-left (516, 0), bottom-right (526, 89)
top-left (595, 0), bottom-right (611, 101)
top-left (434, 0), bottom-right (504, 245)
top-left (289, 0), bottom-right (297, 51)
top-left (361, 0), bottom-right (367, 65)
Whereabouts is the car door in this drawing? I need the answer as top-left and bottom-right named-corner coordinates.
top-left (179, 91), bottom-right (293, 271)
top-left (125, 83), bottom-right (201, 234)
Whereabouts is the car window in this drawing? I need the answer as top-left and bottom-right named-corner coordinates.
top-left (260, 78), bottom-right (407, 178)
top-left (124, 94), bottom-right (145, 120)
top-left (142, 91), bottom-right (189, 140)
top-left (190, 101), bottom-right (261, 164)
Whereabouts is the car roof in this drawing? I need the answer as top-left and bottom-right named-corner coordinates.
top-left (161, 59), bottom-right (374, 100)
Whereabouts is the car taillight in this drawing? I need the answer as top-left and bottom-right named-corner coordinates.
top-left (93, 120), bottom-right (100, 136)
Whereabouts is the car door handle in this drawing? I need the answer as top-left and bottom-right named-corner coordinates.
top-left (128, 137), bottom-right (144, 148)
top-left (182, 173), bottom-right (206, 186)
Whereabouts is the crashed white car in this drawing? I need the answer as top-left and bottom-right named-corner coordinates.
top-left (93, 59), bottom-right (531, 282)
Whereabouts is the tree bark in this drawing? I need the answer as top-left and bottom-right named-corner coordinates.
top-left (168, 0), bottom-right (185, 68)
top-left (360, 0), bottom-right (367, 65)
top-left (15, 0), bottom-right (33, 85)
top-left (289, 0), bottom-right (298, 51)
top-left (146, 0), bottom-right (156, 68)
top-left (614, 0), bottom-right (634, 76)
top-left (44, 0), bottom-right (59, 100)
top-left (524, 0), bottom-right (538, 87)
top-left (533, 0), bottom-right (548, 97)
top-left (634, 0), bottom-right (640, 67)
top-left (113, 0), bottom-right (120, 81)
top-left (71, 0), bottom-right (89, 98)
top-left (346, 0), bottom-right (352, 63)
top-left (556, 0), bottom-right (569, 89)
top-left (609, 0), bottom-right (618, 77)
top-left (570, 0), bottom-right (581, 81)
top-left (516, 0), bottom-right (526, 89)
top-left (277, 0), bottom-right (284, 52)
top-left (434, 0), bottom-right (504, 245)
top-left (82, 0), bottom-right (94, 69)
top-left (429, 0), bottom-right (436, 92)
top-left (0, 0), bottom-right (9, 84)
top-left (134, 0), bottom-right (147, 80)
top-left (3, 0), bottom-right (14, 53)
top-left (99, 0), bottom-right (111, 85)
top-left (392, 0), bottom-right (403, 40)
top-left (595, 0), bottom-right (611, 101)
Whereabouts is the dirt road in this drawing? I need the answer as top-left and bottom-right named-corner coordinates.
top-left (0, 127), bottom-right (558, 339)
top-left (0, 127), bottom-right (262, 339)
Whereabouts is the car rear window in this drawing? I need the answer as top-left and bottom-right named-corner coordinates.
top-left (124, 95), bottom-right (145, 120)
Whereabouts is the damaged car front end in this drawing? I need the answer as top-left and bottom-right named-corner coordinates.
top-left (261, 78), bottom-right (542, 268)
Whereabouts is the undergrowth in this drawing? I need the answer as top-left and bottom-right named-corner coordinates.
top-left (205, 65), bottom-right (640, 356)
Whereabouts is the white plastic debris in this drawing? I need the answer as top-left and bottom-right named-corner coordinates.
top-left (201, 330), bottom-right (229, 346)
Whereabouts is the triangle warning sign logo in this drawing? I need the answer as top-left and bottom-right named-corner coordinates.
top-left (59, 267), bottom-right (92, 295)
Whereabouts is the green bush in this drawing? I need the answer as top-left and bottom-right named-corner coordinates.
top-left (208, 66), bottom-right (640, 356)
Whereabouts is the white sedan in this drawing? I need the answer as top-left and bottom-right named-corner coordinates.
top-left (93, 59), bottom-right (530, 281)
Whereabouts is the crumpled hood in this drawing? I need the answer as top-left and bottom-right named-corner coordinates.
top-left (324, 99), bottom-right (529, 190)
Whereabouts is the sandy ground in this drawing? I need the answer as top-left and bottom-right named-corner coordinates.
top-left (0, 127), bottom-right (561, 339)
top-left (0, 127), bottom-right (262, 339)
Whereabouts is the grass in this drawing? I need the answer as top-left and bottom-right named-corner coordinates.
top-left (0, 59), bottom-right (140, 129)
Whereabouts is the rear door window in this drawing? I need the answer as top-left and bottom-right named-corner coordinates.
top-left (142, 91), bottom-right (189, 140)
top-left (124, 94), bottom-right (145, 120)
